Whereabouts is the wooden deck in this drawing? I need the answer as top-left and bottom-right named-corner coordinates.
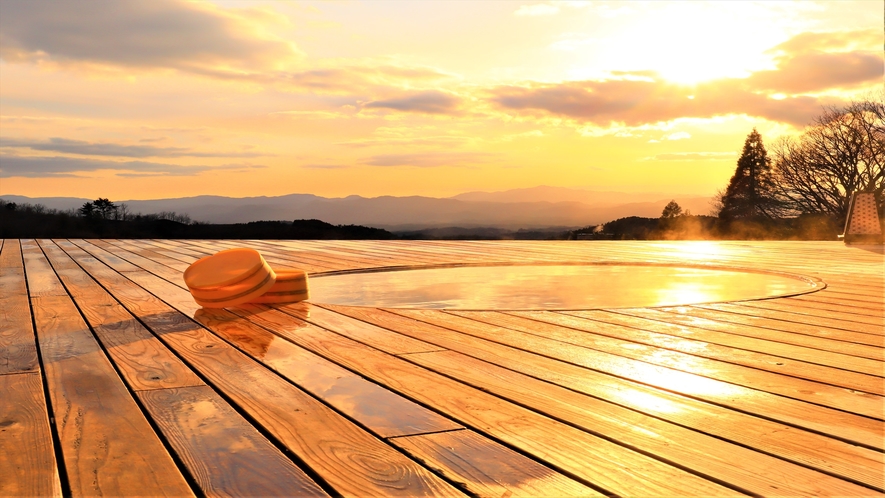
top-left (1, 239), bottom-right (882, 497)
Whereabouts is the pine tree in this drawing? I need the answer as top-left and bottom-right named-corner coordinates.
top-left (661, 200), bottom-right (683, 218)
top-left (719, 128), bottom-right (779, 220)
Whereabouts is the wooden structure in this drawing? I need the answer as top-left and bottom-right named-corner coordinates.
top-left (1, 239), bottom-right (883, 497)
top-left (841, 192), bottom-right (883, 244)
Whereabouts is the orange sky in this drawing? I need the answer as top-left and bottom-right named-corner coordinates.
top-left (0, 0), bottom-right (882, 200)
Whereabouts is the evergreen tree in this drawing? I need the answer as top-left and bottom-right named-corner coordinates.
top-left (78, 202), bottom-right (96, 219)
top-left (719, 128), bottom-right (780, 220)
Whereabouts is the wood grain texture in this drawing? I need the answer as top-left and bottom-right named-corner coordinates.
top-left (34, 238), bottom-right (884, 498)
top-left (0, 239), bottom-right (38, 374)
top-left (206, 304), bottom-right (463, 438)
top-left (31, 295), bottom-right (193, 497)
top-left (456, 310), bottom-right (884, 419)
top-left (62, 245), bottom-right (466, 497)
top-left (39, 239), bottom-right (204, 391)
top-left (70, 239), bottom-right (462, 438)
top-left (556, 309), bottom-right (884, 392)
top-left (0, 373), bottom-right (61, 497)
top-left (20, 239), bottom-right (68, 297)
top-left (722, 302), bottom-right (884, 335)
top-left (404, 349), bottom-right (881, 495)
top-left (640, 306), bottom-right (885, 356)
top-left (138, 385), bottom-right (329, 497)
top-left (388, 308), bottom-right (884, 451)
top-left (278, 303), bottom-right (446, 355)
top-left (391, 429), bottom-right (601, 498)
top-left (740, 298), bottom-right (885, 326)
top-left (244, 309), bottom-right (738, 497)
top-left (329, 305), bottom-right (885, 491)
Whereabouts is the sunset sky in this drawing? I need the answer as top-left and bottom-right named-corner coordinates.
top-left (1, 0), bottom-right (882, 201)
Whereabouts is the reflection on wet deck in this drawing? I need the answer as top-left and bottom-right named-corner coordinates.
top-left (3, 239), bottom-right (882, 497)
top-left (310, 264), bottom-right (820, 309)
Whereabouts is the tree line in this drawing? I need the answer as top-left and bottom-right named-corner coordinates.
top-left (570, 96), bottom-right (883, 241)
top-left (715, 97), bottom-right (883, 225)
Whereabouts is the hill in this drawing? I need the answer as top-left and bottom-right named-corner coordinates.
top-left (1, 189), bottom-right (714, 229)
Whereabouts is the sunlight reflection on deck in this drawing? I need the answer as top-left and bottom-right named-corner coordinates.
top-left (310, 263), bottom-right (817, 309)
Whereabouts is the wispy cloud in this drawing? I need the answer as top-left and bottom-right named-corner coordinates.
top-left (0, 154), bottom-right (265, 177)
top-left (300, 163), bottom-right (350, 169)
top-left (651, 152), bottom-right (736, 161)
top-left (664, 132), bottom-right (691, 141)
top-left (748, 51), bottom-right (882, 93)
top-left (0, 137), bottom-right (265, 158)
top-left (489, 77), bottom-right (839, 127)
top-left (362, 152), bottom-right (496, 168)
top-left (364, 91), bottom-right (462, 114)
top-left (0, 0), bottom-right (300, 73)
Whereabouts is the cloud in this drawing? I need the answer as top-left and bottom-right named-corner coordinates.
top-left (300, 163), bottom-right (349, 169)
top-left (338, 136), bottom-right (470, 148)
top-left (488, 30), bottom-right (880, 127)
top-left (651, 152), bottom-right (736, 161)
top-left (489, 76), bottom-right (840, 127)
top-left (664, 132), bottom-right (691, 141)
top-left (362, 152), bottom-right (496, 168)
top-left (747, 30), bottom-right (884, 93)
top-left (0, 0), bottom-right (299, 72)
top-left (0, 137), bottom-right (265, 158)
top-left (0, 155), bottom-right (264, 177)
top-left (771, 29), bottom-right (881, 55)
top-left (269, 110), bottom-right (351, 120)
top-left (748, 51), bottom-right (882, 93)
top-left (514, 4), bottom-right (560, 16)
top-left (364, 91), bottom-right (462, 114)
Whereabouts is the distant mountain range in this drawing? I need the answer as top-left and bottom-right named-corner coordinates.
top-left (1, 186), bottom-right (715, 230)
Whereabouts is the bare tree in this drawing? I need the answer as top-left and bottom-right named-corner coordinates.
top-left (772, 98), bottom-right (885, 220)
top-left (117, 202), bottom-right (131, 221)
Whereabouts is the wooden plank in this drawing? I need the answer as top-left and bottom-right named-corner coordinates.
top-left (698, 301), bottom-right (885, 338)
top-left (0, 373), bottom-right (62, 497)
top-left (255, 240), bottom-right (388, 268)
top-left (105, 239), bottom-right (191, 273)
top-left (793, 294), bottom-right (885, 313)
top-left (607, 307), bottom-right (884, 372)
top-left (329, 305), bottom-right (885, 489)
top-left (244, 305), bottom-right (740, 496)
top-left (558, 309), bottom-right (884, 390)
top-left (137, 385), bottom-right (329, 497)
top-left (769, 296), bottom-right (884, 319)
top-left (87, 239), bottom-right (185, 286)
top-left (286, 303), bottom-right (446, 355)
top-left (61, 241), bottom-right (466, 497)
top-left (66, 240), bottom-right (461, 439)
top-left (730, 301), bottom-right (885, 333)
top-left (468, 310), bottom-right (883, 419)
top-left (649, 306), bottom-right (885, 355)
top-left (390, 308), bottom-right (883, 449)
top-left (0, 239), bottom-right (38, 374)
top-left (40, 239), bottom-right (204, 391)
top-left (403, 349), bottom-right (880, 496)
top-left (20, 239), bottom-right (67, 297)
top-left (51, 241), bottom-right (330, 496)
top-left (188, 239), bottom-right (343, 273)
top-left (30, 294), bottom-right (194, 496)
top-left (197, 304), bottom-right (463, 438)
top-left (390, 429), bottom-right (601, 497)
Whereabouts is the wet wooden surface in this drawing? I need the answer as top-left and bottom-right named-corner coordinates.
top-left (1, 239), bottom-right (882, 497)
